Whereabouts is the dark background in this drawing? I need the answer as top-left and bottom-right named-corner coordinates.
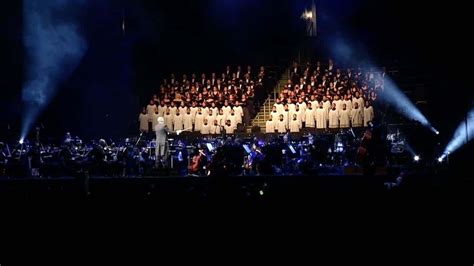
top-left (1, 0), bottom-right (473, 154)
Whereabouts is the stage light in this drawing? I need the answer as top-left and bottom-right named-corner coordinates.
top-left (19, 139), bottom-right (24, 145)
top-left (442, 108), bottom-right (474, 156)
top-left (413, 155), bottom-right (420, 162)
top-left (380, 78), bottom-right (435, 132)
top-left (21, 0), bottom-right (87, 140)
top-left (437, 156), bottom-right (444, 163)
top-left (259, 190), bottom-right (264, 196)
top-left (301, 10), bottom-right (313, 20)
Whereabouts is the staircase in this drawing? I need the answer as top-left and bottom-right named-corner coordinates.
top-left (246, 67), bottom-right (290, 132)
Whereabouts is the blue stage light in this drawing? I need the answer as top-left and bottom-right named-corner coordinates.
top-left (443, 108), bottom-right (474, 155)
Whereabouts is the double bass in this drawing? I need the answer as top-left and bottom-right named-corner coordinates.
top-left (189, 149), bottom-right (205, 174)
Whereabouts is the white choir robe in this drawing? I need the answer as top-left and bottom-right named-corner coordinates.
top-left (289, 119), bottom-right (300, 133)
top-left (169, 106), bottom-right (177, 117)
top-left (334, 100), bottom-right (344, 111)
top-left (228, 114), bottom-right (237, 129)
top-left (270, 111), bottom-right (280, 122)
top-left (343, 100), bottom-right (352, 111)
top-left (339, 109), bottom-right (350, 128)
top-left (304, 108), bottom-right (315, 128)
top-left (164, 113), bottom-right (173, 130)
top-left (323, 101), bottom-right (331, 117)
top-left (183, 113), bottom-right (193, 131)
top-left (233, 106), bottom-right (243, 124)
top-left (178, 107), bottom-right (187, 116)
top-left (274, 103), bottom-right (285, 114)
top-left (216, 114), bottom-right (226, 126)
top-left (354, 97), bottom-right (364, 110)
top-left (288, 103), bottom-right (296, 113)
top-left (265, 120), bottom-right (276, 133)
top-left (200, 123), bottom-right (210, 135)
top-left (139, 113), bottom-right (148, 132)
top-left (210, 107), bottom-right (219, 116)
top-left (207, 114), bottom-right (217, 126)
top-left (173, 114), bottom-right (184, 131)
top-left (222, 106), bottom-right (232, 120)
top-left (350, 108), bottom-right (363, 127)
top-left (146, 104), bottom-right (157, 121)
top-left (311, 101), bottom-right (319, 111)
top-left (157, 105), bottom-right (166, 117)
top-left (283, 111), bottom-right (290, 127)
top-left (290, 110), bottom-right (303, 128)
top-left (315, 108), bottom-right (327, 129)
top-left (194, 113), bottom-right (204, 131)
top-left (190, 107), bottom-right (199, 118)
top-left (224, 124), bottom-right (235, 134)
top-left (328, 109), bottom-right (339, 129)
top-left (298, 102), bottom-right (307, 114)
top-left (210, 125), bottom-right (221, 135)
top-left (364, 106), bottom-right (374, 127)
top-left (201, 107), bottom-right (210, 118)
top-left (276, 120), bottom-right (287, 133)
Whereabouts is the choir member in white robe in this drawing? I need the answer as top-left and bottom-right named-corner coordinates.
top-left (210, 105), bottom-right (219, 117)
top-left (151, 111), bottom-right (160, 131)
top-left (363, 102), bottom-right (374, 127)
top-left (222, 101), bottom-right (232, 120)
top-left (315, 103), bottom-right (327, 129)
top-left (194, 108), bottom-right (204, 132)
top-left (350, 102), bottom-right (363, 127)
top-left (282, 109), bottom-right (290, 128)
top-left (164, 111), bottom-right (173, 131)
top-left (200, 119), bottom-right (210, 135)
top-left (207, 110), bottom-right (217, 127)
top-left (224, 120), bottom-right (235, 134)
top-left (233, 102), bottom-right (243, 124)
top-left (157, 103), bottom-right (167, 117)
top-left (290, 106), bottom-right (303, 128)
top-left (178, 102), bottom-right (187, 116)
top-left (201, 105), bottom-right (210, 118)
top-left (274, 100), bottom-right (285, 114)
top-left (339, 104), bottom-right (351, 128)
top-left (210, 120), bottom-right (221, 135)
top-left (353, 92), bottom-right (364, 111)
top-left (190, 103), bottom-right (199, 118)
top-left (146, 100), bottom-right (157, 122)
top-left (169, 102), bottom-right (177, 117)
top-left (343, 97), bottom-right (352, 112)
top-left (287, 100), bottom-right (296, 113)
top-left (297, 99), bottom-right (307, 114)
top-left (228, 110), bottom-right (237, 129)
top-left (276, 115), bottom-right (287, 133)
top-left (183, 108), bottom-right (193, 131)
top-left (173, 111), bottom-right (184, 131)
top-left (333, 96), bottom-right (344, 111)
top-left (139, 108), bottom-right (149, 133)
top-left (217, 109), bottom-right (226, 126)
top-left (322, 97), bottom-right (331, 116)
top-left (289, 114), bottom-right (301, 133)
top-left (328, 104), bottom-right (339, 129)
top-left (265, 116), bottom-right (276, 133)
top-left (304, 104), bottom-right (315, 128)
top-left (270, 106), bottom-right (280, 121)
